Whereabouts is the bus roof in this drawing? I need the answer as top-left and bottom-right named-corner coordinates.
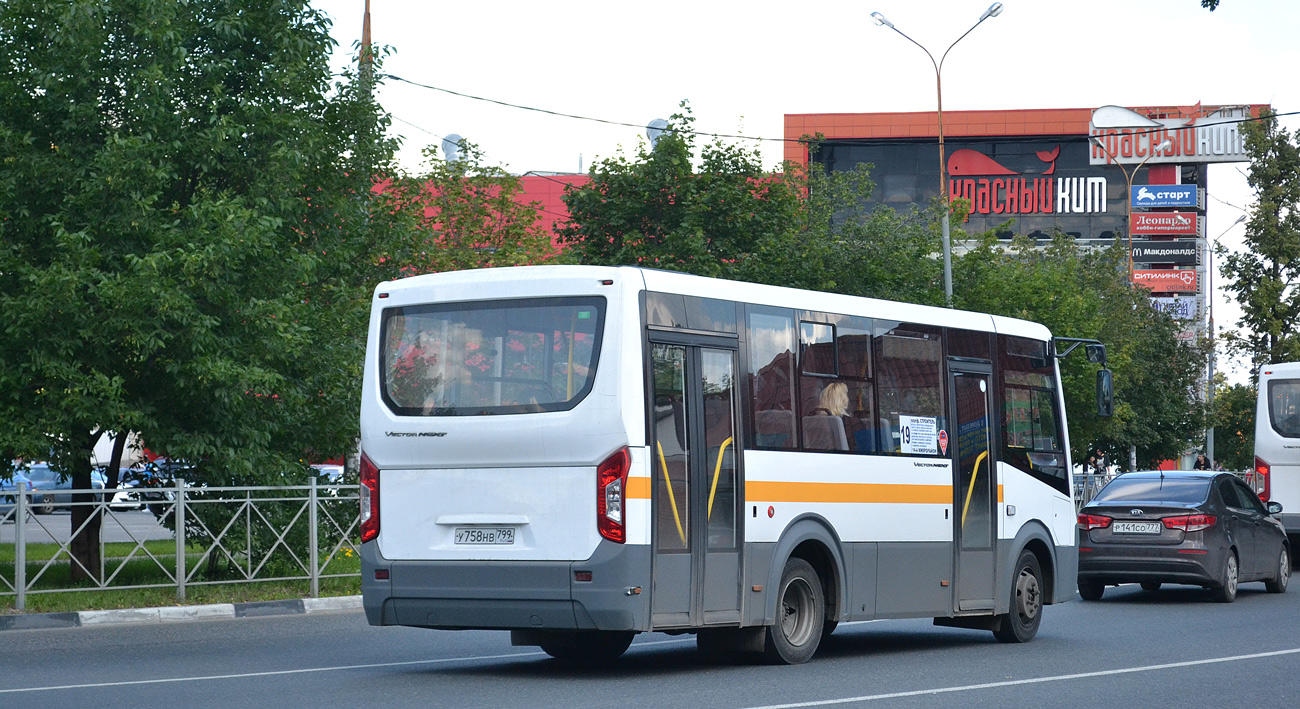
top-left (1260, 362), bottom-right (1300, 377)
top-left (377, 265), bottom-right (1053, 342)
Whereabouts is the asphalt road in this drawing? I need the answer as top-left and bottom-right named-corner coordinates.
top-left (0, 509), bottom-right (173, 545)
top-left (3, 580), bottom-right (1299, 708)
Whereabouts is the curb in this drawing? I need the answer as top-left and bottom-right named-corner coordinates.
top-left (0, 595), bottom-right (362, 632)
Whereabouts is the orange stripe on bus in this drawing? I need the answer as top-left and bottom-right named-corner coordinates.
top-left (629, 479), bottom-right (1004, 504)
top-left (746, 481), bottom-right (951, 504)
top-left (627, 477), bottom-right (651, 499)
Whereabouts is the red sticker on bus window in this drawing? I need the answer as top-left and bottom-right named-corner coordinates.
top-left (939, 430), bottom-right (949, 455)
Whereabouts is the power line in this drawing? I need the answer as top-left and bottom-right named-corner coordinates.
top-left (382, 71), bottom-right (1300, 151)
top-left (381, 73), bottom-right (791, 145)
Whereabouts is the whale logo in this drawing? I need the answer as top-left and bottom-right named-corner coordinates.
top-left (947, 146), bottom-right (1061, 176)
top-left (947, 149), bottom-right (1016, 176)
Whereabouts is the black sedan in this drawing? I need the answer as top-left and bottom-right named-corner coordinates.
top-left (1077, 471), bottom-right (1290, 603)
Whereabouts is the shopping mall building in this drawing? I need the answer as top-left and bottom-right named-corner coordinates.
top-left (779, 104), bottom-right (1264, 339)
top-left (519, 104), bottom-right (1263, 339)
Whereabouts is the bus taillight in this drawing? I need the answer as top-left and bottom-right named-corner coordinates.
top-left (597, 447), bottom-right (630, 544)
top-left (360, 453), bottom-right (380, 543)
top-left (1254, 456), bottom-right (1271, 502)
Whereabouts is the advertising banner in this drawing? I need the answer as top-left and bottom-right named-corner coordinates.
top-left (1133, 269), bottom-right (1198, 292)
top-left (1132, 239), bottom-right (1198, 264)
top-left (1151, 296), bottom-right (1201, 320)
top-left (1131, 184), bottom-right (1199, 209)
top-left (1089, 105), bottom-right (1258, 166)
top-left (1131, 212), bottom-right (1200, 236)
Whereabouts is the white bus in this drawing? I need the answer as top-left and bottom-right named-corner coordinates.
top-left (1255, 362), bottom-right (1300, 541)
top-left (358, 265), bottom-right (1102, 664)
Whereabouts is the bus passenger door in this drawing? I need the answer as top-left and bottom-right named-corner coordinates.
top-left (649, 340), bottom-right (743, 628)
top-left (950, 364), bottom-right (996, 612)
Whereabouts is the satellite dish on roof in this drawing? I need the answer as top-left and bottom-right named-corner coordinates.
top-left (442, 134), bottom-right (464, 162)
top-left (646, 119), bottom-right (669, 147)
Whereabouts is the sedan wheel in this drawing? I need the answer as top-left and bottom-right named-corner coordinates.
top-left (1265, 546), bottom-right (1290, 594)
top-left (34, 495), bottom-right (56, 515)
top-left (1078, 580), bottom-right (1104, 601)
top-left (1211, 552), bottom-right (1239, 603)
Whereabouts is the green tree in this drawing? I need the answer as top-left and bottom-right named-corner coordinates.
top-left (378, 140), bottom-right (567, 274)
top-left (953, 234), bottom-right (1208, 469)
top-left (1220, 108), bottom-right (1300, 368)
top-left (0, 0), bottom-right (408, 576)
top-left (802, 143), bottom-right (945, 306)
top-left (1211, 382), bottom-right (1256, 470)
top-left (559, 105), bottom-right (813, 286)
top-left (559, 108), bottom-right (941, 301)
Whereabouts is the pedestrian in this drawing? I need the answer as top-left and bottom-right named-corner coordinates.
top-left (1193, 453), bottom-right (1210, 470)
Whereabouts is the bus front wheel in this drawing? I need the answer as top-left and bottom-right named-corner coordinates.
top-left (763, 557), bottom-right (824, 664)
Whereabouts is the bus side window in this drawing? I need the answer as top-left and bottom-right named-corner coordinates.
top-left (874, 323), bottom-right (943, 456)
top-left (999, 335), bottom-right (1067, 494)
top-left (747, 306), bottom-right (797, 450)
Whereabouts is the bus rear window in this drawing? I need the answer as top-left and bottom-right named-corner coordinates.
top-left (1269, 379), bottom-right (1300, 438)
top-left (380, 297), bottom-right (605, 416)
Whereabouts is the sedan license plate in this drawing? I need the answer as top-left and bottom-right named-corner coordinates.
top-left (454, 527), bottom-right (515, 545)
top-left (1113, 521), bottom-right (1161, 534)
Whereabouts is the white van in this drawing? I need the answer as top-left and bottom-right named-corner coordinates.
top-left (1255, 362), bottom-right (1300, 540)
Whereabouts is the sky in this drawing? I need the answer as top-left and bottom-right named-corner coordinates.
top-left (311, 0), bottom-right (1300, 384)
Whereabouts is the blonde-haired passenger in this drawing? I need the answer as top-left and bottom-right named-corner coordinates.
top-left (817, 381), bottom-right (848, 417)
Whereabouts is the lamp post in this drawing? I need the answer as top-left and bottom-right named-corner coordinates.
top-left (1088, 136), bottom-right (1172, 280)
top-left (871, 2), bottom-right (1004, 306)
top-left (1206, 213), bottom-right (1248, 465)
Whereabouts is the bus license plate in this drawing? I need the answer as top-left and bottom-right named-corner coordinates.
top-left (454, 527), bottom-right (515, 545)
top-left (1113, 521), bottom-right (1161, 534)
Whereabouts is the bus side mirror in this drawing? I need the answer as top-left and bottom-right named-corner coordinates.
top-left (1085, 344), bottom-right (1107, 366)
top-left (1096, 369), bottom-right (1114, 417)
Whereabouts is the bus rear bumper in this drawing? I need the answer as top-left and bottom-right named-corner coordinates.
top-left (361, 541), bottom-right (651, 632)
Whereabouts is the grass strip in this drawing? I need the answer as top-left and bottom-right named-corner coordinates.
top-left (1, 576), bottom-right (361, 615)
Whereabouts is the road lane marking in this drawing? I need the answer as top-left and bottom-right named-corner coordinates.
top-left (0, 637), bottom-right (694, 694)
top-left (742, 647), bottom-right (1300, 708)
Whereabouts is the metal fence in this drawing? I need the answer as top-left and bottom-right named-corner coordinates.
top-left (1073, 469), bottom-right (1260, 510)
top-left (1, 479), bottom-right (361, 611)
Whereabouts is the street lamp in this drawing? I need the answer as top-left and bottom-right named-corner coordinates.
top-left (872, 2), bottom-right (1004, 306)
top-left (1206, 213), bottom-right (1248, 465)
top-left (1088, 135), bottom-right (1173, 279)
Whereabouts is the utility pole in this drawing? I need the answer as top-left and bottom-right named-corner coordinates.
top-left (361, 0), bottom-right (373, 85)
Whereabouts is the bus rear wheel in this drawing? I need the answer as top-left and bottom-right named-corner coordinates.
top-left (763, 557), bottom-right (824, 664)
top-left (993, 549), bottom-right (1043, 643)
top-left (538, 631), bottom-right (634, 663)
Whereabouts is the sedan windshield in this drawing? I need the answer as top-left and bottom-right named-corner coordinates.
top-left (1092, 477), bottom-right (1210, 504)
